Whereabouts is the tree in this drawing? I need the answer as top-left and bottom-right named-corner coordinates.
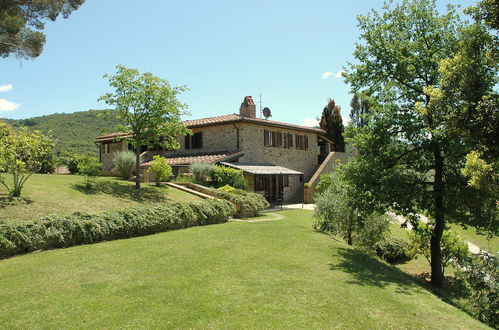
top-left (0, 123), bottom-right (54, 197)
top-left (410, 223), bottom-right (469, 278)
top-left (343, 0), bottom-right (497, 287)
top-left (320, 99), bottom-right (345, 151)
top-left (349, 92), bottom-right (370, 128)
top-left (1, 0), bottom-right (85, 59)
top-left (314, 170), bottom-right (389, 246)
top-left (99, 65), bottom-right (190, 189)
top-left (77, 156), bottom-right (101, 189)
top-left (148, 155), bottom-right (172, 186)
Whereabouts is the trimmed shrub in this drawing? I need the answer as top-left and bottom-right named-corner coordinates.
top-left (374, 238), bottom-right (412, 264)
top-left (0, 199), bottom-right (234, 259)
top-left (113, 151), bottom-right (136, 179)
top-left (189, 162), bottom-right (214, 185)
top-left (212, 166), bottom-right (247, 190)
top-left (148, 155), bottom-right (172, 186)
top-left (211, 187), bottom-right (269, 218)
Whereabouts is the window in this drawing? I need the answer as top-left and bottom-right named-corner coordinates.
top-left (295, 134), bottom-right (308, 150)
top-left (185, 132), bottom-right (203, 149)
top-left (287, 133), bottom-right (293, 148)
top-left (104, 143), bottom-right (109, 153)
top-left (192, 132), bottom-right (203, 149)
top-left (283, 175), bottom-right (289, 187)
top-left (277, 132), bottom-right (283, 147)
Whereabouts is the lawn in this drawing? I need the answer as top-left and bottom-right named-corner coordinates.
top-left (0, 174), bottom-right (201, 223)
top-left (0, 210), bottom-right (487, 329)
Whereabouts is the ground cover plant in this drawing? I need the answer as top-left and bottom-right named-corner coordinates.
top-left (0, 174), bottom-right (200, 223)
top-left (0, 210), bottom-right (487, 328)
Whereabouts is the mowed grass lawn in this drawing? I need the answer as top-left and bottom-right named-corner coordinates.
top-left (0, 174), bottom-right (200, 223)
top-left (0, 210), bottom-right (487, 329)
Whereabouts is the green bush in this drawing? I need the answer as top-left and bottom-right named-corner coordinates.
top-left (113, 151), bottom-right (136, 179)
top-left (67, 154), bottom-right (99, 175)
top-left (148, 155), bottom-right (172, 186)
top-left (374, 238), bottom-right (412, 264)
top-left (211, 187), bottom-right (269, 218)
top-left (457, 253), bottom-right (498, 328)
top-left (189, 162), bottom-right (214, 185)
top-left (0, 199), bottom-right (234, 259)
top-left (212, 166), bottom-right (247, 189)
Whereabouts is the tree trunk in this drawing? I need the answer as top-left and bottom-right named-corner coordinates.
top-left (135, 135), bottom-right (141, 190)
top-left (431, 149), bottom-right (445, 287)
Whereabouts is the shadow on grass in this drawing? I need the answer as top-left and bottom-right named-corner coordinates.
top-left (329, 247), bottom-right (423, 295)
top-left (72, 180), bottom-right (169, 203)
top-left (0, 195), bottom-right (34, 209)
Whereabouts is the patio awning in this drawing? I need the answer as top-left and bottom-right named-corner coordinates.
top-left (219, 162), bottom-right (303, 175)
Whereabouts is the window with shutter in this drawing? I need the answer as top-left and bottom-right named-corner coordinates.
top-left (304, 136), bottom-right (308, 150)
top-left (271, 131), bottom-right (277, 147)
top-left (192, 132), bottom-right (203, 149)
top-left (288, 134), bottom-right (293, 148)
top-left (264, 130), bottom-right (269, 146)
top-left (277, 132), bottom-right (282, 147)
top-left (185, 135), bottom-right (191, 149)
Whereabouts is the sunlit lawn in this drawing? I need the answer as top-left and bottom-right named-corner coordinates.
top-left (0, 174), bottom-right (200, 223)
top-left (0, 210), bottom-right (486, 329)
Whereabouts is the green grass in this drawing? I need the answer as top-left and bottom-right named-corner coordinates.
top-left (0, 174), bottom-right (200, 223)
top-left (449, 224), bottom-right (498, 255)
top-left (0, 210), bottom-right (487, 328)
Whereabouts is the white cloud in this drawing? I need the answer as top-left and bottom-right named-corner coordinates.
top-left (335, 70), bottom-right (344, 78)
top-left (0, 98), bottom-right (20, 112)
top-left (0, 84), bottom-right (13, 92)
top-left (321, 72), bottom-right (333, 80)
top-left (303, 118), bottom-right (320, 127)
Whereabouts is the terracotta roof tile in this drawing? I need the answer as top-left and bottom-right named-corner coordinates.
top-left (140, 150), bottom-right (244, 167)
top-left (97, 113), bottom-right (325, 140)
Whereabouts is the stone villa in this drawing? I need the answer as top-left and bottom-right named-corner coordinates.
top-left (96, 96), bottom-right (346, 203)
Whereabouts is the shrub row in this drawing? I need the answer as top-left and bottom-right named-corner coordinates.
top-left (209, 187), bottom-right (269, 218)
top-left (0, 199), bottom-right (234, 259)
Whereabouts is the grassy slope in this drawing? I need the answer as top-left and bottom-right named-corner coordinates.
top-left (0, 174), bottom-right (200, 223)
top-left (1, 109), bottom-right (122, 157)
top-left (0, 210), bottom-right (487, 329)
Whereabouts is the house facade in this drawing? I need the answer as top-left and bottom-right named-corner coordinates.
top-left (96, 96), bottom-right (339, 203)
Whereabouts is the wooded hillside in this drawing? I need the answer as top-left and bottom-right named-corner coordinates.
top-left (1, 110), bottom-right (122, 157)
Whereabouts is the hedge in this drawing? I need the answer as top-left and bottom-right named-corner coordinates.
top-left (0, 199), bottom-right (234, 259)
top-left (209, 187), bottom-right (270, 218)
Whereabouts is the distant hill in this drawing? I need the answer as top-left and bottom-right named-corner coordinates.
top-left (1, 110), bottom-right (122, 157)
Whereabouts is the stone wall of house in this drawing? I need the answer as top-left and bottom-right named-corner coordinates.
top-left (238, 123), bottom-right (319, 180)
top-left (163, 124), bottom-right (239, 157)
top-left (100, 141), bottom-right (128, 174)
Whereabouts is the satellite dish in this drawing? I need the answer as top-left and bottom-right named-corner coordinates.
top-left (262, 107), bottom-right (272, 119)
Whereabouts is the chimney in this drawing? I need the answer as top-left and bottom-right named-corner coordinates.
top-left (239, 96), bottom-right (256, 118)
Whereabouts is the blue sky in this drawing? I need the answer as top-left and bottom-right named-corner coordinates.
top-left (0, 0), bottom-right (475, 126)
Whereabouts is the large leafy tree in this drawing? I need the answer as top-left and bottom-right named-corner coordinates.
top-left (320, 99), bottom-right (345, 152)
top-left (0, 122), bottom-right (54, 197)
top-left (344, 0), bottom-right (497, 287)
top-left (99, 65), bottom-right (190, 189)
top-left (0, 0), bottom-right (84, 59)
